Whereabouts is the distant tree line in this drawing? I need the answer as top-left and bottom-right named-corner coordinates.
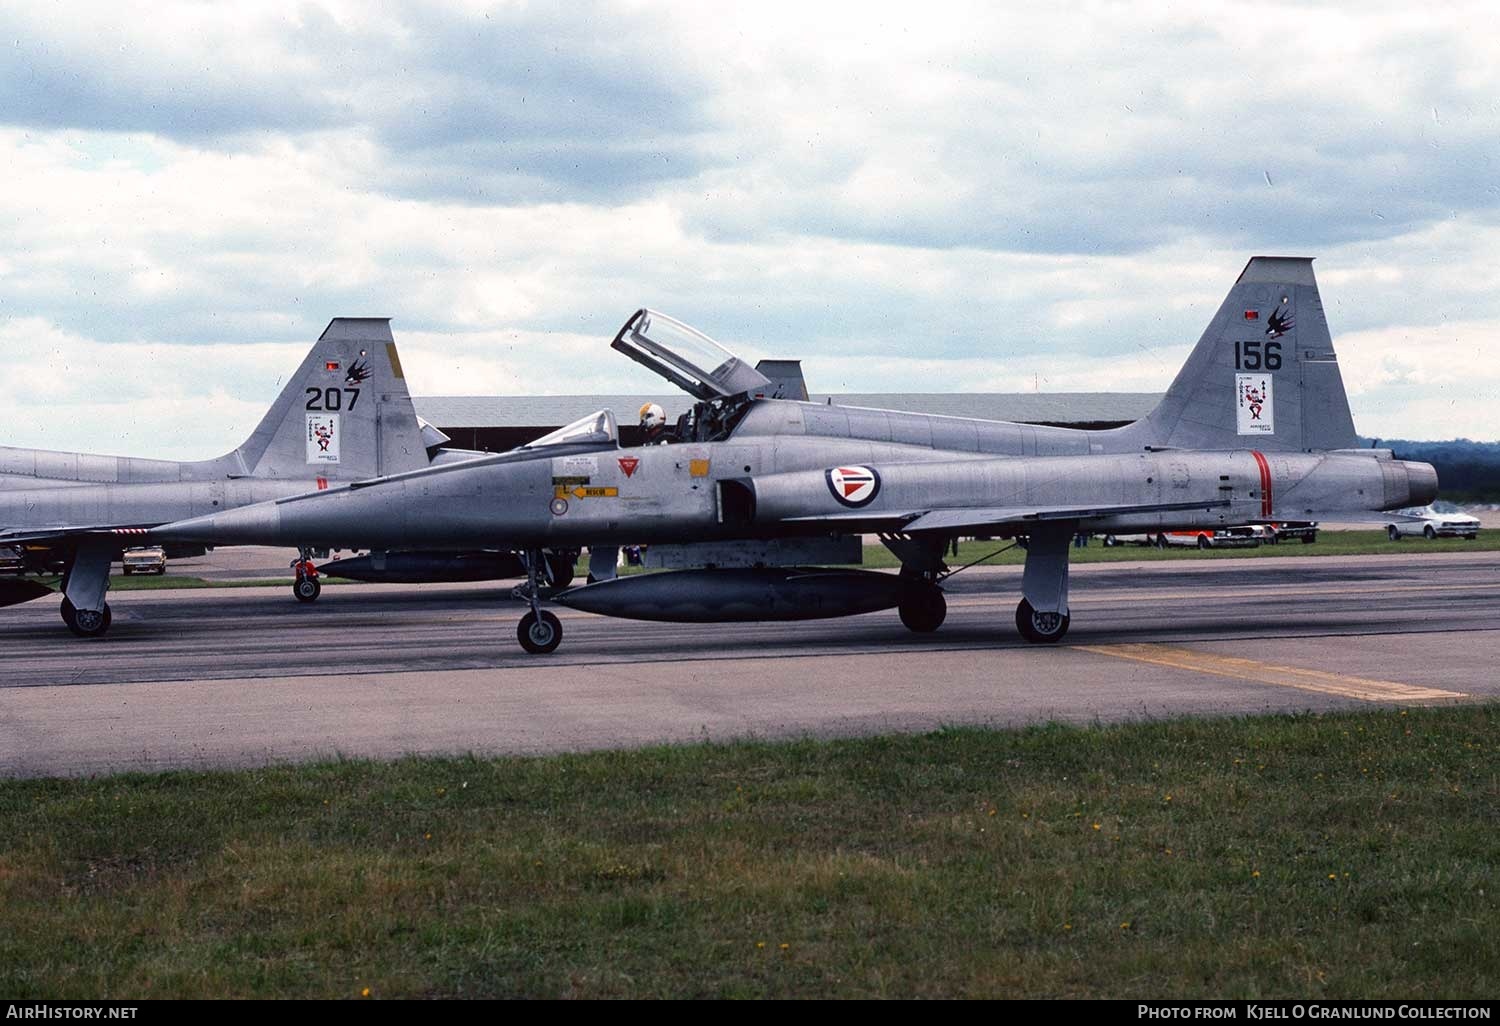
top-left (1363, 438), bottom-right (1500, 502)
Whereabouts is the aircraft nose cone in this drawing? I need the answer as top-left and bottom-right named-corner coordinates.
top-left (1402, 460), bottom-right (1439, 507)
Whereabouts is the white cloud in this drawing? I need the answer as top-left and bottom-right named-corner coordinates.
top-left (1, 1), bottom-right (1499, 453)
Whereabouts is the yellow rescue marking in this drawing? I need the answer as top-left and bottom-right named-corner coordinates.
top-left (1079, 644), bottom-right (1466, 704)
top-left (571, 486), bottom-right (618, 499)
top-left (689, 458), bottom-right (710, 478)
top-left (385, 341), bottom-right (404, 380)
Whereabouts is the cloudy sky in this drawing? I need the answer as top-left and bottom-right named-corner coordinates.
top-left (3, 1), bottom-right (1498, 457)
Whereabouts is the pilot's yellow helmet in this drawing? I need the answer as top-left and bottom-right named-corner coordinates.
top-left (639, 402), bottom-right (665, 429)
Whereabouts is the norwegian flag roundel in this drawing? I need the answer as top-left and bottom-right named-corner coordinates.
top-left (826, 465), bottom-right (881, 508)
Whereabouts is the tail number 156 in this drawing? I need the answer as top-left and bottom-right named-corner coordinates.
top-left (1235, 340), bottom-right (1282, 371)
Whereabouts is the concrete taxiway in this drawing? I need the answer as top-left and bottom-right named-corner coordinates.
top-left (1, 550), bottom-right (1495, 778)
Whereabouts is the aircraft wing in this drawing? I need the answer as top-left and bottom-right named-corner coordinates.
top-left (782, 498), bottom-right (1231, 534)
top-left (0, 525), bottom-right (155, 546)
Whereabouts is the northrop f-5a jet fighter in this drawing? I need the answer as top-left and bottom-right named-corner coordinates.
top-left (155, 257), bottom-right (1437, 653)
top-left (0, 319), bottom-right (490, 634)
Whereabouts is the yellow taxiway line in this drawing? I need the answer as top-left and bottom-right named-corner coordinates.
top-left (1079, 644), bottom-right (1466, 704)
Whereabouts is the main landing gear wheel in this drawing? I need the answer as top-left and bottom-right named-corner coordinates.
top-left (518, 610), bottom-right (562, 654)
top-left (61, 597), bottom-right (112, 638)
top-left (293, 576), bottom-right (322, 602)
top-left (545, 553), bottom-right (576, 590)
top-left (1015, 598), bottom-right (1069, 644)
top-left (898, 586), bottom-right (947, 633)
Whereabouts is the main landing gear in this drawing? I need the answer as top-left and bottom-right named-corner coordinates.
top-left (1016, 522), bottom-right (1072, 644)
top-left (292, 551), bottom-right (321, 603)
top-left (898, 584), bottom-right (947, 633)
top-left (881, 533), bottom-right (949, 635)
top-left (883, 526), bottom-right (1075, 643)
top-left (60, 538), bottom-right (115, 639)
top-left (1015, 598), bottom-right (1069, 643)
top-left (516, 548), bottom-right (562, 654)
top-left (61, 596), bottom-right (112, 638)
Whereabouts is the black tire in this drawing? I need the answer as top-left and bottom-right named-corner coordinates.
top-left (1424, 525), bottom-right (1436, 541)
top-left (1153, 534), bottom-right (1168, 549)
top-left (1302, 534), bottom-right (1316, 544)
top-left (1197, 535), bottom-right (1211, 550)
top-left (1015, 598), bottom-right (1069, 644)
top-left (545, 553), bottom-right (575, 590)
top-left (1102, 535), bottom-right (1117, 547)
top-left (518, 610), bottom-right (562, 654)
top-left (1387, 525), bottom-right (1401, 542)
top-left (122, 568), bottom-right (132, 576)
top-left (64, 599), bottom-right (111, 638)
top-left (898, 587), bottom-right (947, 633)
top-left (293, 577), bottom-right (322, 603)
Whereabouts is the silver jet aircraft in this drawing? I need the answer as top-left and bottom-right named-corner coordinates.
top-left (153, 256), bottom-right (1438, 653)
top-left (0, 318), bottom-right (482, 634)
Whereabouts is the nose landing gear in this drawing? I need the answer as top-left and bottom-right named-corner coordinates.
top-left (516, 549), bottom-right (563, 654)
top-left (292, 551), bottom-right (321, 602)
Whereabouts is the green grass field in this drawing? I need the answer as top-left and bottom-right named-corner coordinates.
top-left (3, 707), bottom-right (1496, 999)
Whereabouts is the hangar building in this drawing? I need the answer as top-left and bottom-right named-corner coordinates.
top-left (413, 391), bottom-right (1163, 451)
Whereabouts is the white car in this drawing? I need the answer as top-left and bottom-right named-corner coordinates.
top-left (1386, 502), bottom-right (1480, 541)
top-left (121, 546), bottom-right (169, 574)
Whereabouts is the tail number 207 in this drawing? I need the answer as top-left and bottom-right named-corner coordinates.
top-left (306, 388), bottom-right (361, 411)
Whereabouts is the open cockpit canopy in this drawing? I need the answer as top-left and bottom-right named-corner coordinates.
top-left (611, 309), bottom-right (772, 401)
top-left (518, 409), bottom-right (618, 449)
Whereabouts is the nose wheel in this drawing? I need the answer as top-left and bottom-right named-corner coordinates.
top-left (518, 609), bottom-right (563, 654)
top-left (1016, 598), bottom-right (1069, 643)
top-left (291, 551), bottom-right (321, 602)
top-left (515, 549), bottom-right (563, 654)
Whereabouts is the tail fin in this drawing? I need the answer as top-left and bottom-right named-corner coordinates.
top-left (1126, 257), bottom-right (1358, 452)
top-left (230, 318), bottom-right (431, 479)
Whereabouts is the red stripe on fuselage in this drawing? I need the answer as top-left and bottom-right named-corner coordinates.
top-left (1251, 450), bottom-right (1272, 518)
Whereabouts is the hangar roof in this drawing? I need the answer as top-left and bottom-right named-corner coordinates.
top-left (412, 392), bottom-right (1162, 428)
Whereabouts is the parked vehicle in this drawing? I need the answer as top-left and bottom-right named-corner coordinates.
top-left (1103, 527), bottom-right (1268, 549)
top-left (1163, 526), bottom-right (1267, 549)
top-left (1386, 502), bottom-right (1480, 541)
top-left (0, 546), bottom-right (23, 575)
top-left (121, 546), bottom-right (168, 575)
top-left (1267, 521), bottom-right (1319, 544)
